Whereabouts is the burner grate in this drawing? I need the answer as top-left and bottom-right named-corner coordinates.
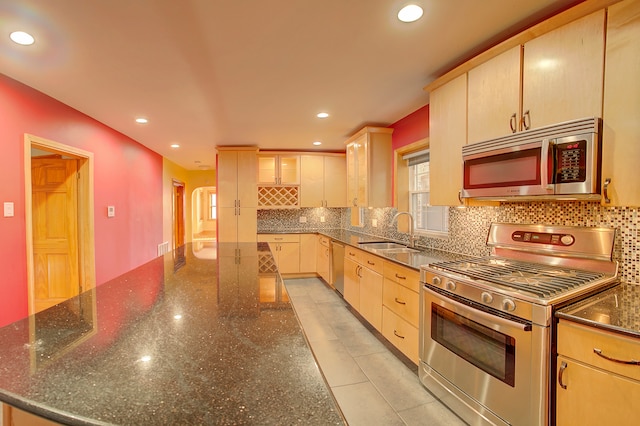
top-left (433, 257), bottom-right (607, 299)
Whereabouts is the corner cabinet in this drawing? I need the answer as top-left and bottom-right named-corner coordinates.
top-left (216, 147), bottom-right (258, 242)
top-left (345, 127), bottom-right (393, 208)
top-left (602, 0), bottom-right (640, 207)
top-left (556, 319), bottom-right (640, 425)
top-left (300, 154), bottom-right (347, 207)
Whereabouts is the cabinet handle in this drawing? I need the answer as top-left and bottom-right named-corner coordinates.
top-left (275, 237), bottom-right (283, 240)
top-left (593, 348), bottom-right (640, 365)
top-left (558, 361), bottom-right (568, 389)
top-left (357, 265), bottom-right (363, 278)
top-left (603, 178), bottom-right (611, 204)
top-left (393, 330), bottom-right (405, 339)
top-left (394, 297), bottom-right (406, 305)
top-left (367, 260), bottom-right (375, 266)
top-left (457, 190), bottom-right (463, 205)
top-left (509, 113), bottom-right (517, 133)
top-left (521, 110), bottom-right (531, 130)
top-left (394, 273), bottom-right (406, 280)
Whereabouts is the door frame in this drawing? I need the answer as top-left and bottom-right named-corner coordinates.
top-left (24, 134), bottom-right (96, 316)
top-left (172, 179), bottom-right (186, 249)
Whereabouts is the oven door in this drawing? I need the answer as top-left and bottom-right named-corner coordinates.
top-left (420, 286), bottom-right (547, 426)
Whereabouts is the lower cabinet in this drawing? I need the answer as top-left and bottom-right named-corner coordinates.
top-left (556, 319), bottom-right (640, 425)
top-left (381, 262), bottom-right (420, 363)
top-left (257, 234), bottom-right (300, 274)
top-left (317, 235), bottom-right (331, 283)
top-left (299, 234), bottom-right (317, 274)
top-left (3, 405), bottom-right (61, 426)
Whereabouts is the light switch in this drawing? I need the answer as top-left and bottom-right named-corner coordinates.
top-left (3, 202), bottom-right (14, 217)
top-left (107, 205), bottom-right (115, 218)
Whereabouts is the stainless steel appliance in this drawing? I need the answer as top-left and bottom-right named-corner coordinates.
top-left (461, 117), bottom-right (601, 200)
top-left (419, 223), bottom-right (618, 426)
top-left (331, 241), bottom-right (345, 295)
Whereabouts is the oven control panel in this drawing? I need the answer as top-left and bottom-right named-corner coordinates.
top-left (511, 231), bottom-right (574, 246)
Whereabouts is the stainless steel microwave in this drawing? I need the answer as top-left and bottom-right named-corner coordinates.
top-left (461, 117), bottom-right (602, 201)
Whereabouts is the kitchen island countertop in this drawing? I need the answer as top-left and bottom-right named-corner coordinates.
top-left (0, 242), bottom-right (343, 425)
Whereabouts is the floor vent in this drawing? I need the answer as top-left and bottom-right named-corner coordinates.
top-left (157, 241), bottom-right (170, 256)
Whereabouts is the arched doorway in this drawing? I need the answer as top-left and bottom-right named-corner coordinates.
top-left (191, 186), bottom-right (216, 242)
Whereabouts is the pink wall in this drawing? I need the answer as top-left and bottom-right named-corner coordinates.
top-left (0, 73), bottom-right (163, 327)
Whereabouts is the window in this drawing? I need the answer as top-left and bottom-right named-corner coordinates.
top-left (407, 150), bottom-right (449, 234)
top-left (209, 192), bottom-right (216, 220)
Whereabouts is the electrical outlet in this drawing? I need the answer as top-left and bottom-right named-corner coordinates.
top-left (372, 219), bottom-right (377, 227)
top-left (299, 216), bottom-right (307, 223)
top-left (320, 216), bottom-right (325, 223)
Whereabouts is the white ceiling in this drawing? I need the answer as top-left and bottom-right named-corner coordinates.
top-left (1, 0), bottom-right (579, 170)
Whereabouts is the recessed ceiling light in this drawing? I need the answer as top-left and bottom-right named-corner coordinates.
top-left (316, 112), bottom-right (329, 118)
top-left (398, 4), bottom-right (423, 22)
top-left (170, 144), bottom-right (180, 148)
top-left (10, 31), bottom-right (35, 46)
top-left (135, 117), bottom-right (148, 124)
top-left (313, 141), bottom-right (322, 146)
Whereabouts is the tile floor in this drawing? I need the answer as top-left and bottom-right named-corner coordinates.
top-left (284, 277), bottom-right (467, 426)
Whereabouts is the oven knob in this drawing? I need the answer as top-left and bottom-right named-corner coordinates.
top-left (445, 281), bottom-right (457, 291)
top-left (560, 235), bottom-right (575, 246)
top-left (432, 276), bottom-right (441, 286)
top-left (481, 292), bottom-right (493, 304)
top-left (502, 299), bottom-right (516, 312)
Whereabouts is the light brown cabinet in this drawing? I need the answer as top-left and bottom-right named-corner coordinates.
top-left (345, 127), bottom-right (393, 208)
top-left (299, 233), bottom-right (317, 274)
top-left (428, 73), bottom-right (467, 206)
top-left (316, 235), bottom-right (331, 284)
top-left (257, 154), bottom-right (300, 184)
top-left (216, 147), bottom-right (257, 242)
top-left (343, 247), bottom-right (384, 331)
top-left (300, 154), bottom-right (347, 207)
top-left (257, 234), bottom-right (300, 274)
top-left (381, 262), bottom-right (420, 363)
top-left (602, 0), bottom-right (640, 207)
top-left (556, 319), bottom-right (640, 425)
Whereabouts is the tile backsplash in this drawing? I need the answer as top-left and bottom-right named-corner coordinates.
top-left (257, 201), bottom-right (639, 284)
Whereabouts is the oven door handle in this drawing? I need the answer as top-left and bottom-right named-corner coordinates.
top-left (425, 286), bottom-right (532, 332)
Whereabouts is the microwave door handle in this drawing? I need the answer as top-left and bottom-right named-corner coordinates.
top-left (541, 139), bottom-right (553, 190)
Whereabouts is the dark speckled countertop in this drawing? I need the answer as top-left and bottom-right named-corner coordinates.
top-left (557, 282), bottom-right (640, 338)
top-left (0, 243), bottom-right (344, 425)
top-left (260, 228), bottom-right (467, 270)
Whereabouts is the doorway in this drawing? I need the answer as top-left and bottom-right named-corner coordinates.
top-left (24, 134), bottom-right (96, 315)
top-left (191, 186), bottom-right (217, 242)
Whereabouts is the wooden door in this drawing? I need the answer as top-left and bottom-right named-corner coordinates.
top-left (359, 267), bottom-right (383, 331)
top-left (31, 157), bottom-right (80, 313)
top-left (173, 181), bottom-right (185, 248)
top-left (343, 257), bottom-right (360, 310)
top-left (324, 155), bottom-right (347, 207)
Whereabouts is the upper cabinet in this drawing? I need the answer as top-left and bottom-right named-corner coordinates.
top-left (429, 74), bottom-right (467, 206)
top-left (258, 154), bottom-right (300, 185)
top-left (257, 153), bottom-right (300, 209)
top-left (601, 0), bottom-right (640, 207)
top-left (345, 127), bottom-right (393, 208)
top-left (467, 10), bottom-right (606, 144)
top-left (300, 154), bottom-right (347, 208)
top-left (216, 147), bottom-right (258, 242)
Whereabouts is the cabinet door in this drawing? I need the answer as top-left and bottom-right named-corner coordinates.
top-left (324, 155), bottom-right (347, 207)
top-left (316, 237), bottom-right (330, 282)
top-left (346, 141), bottom-right (359, 206)
top-left (300, 155), bottom-right (324, 207)
top-left (556, 356), bottom-right (640, 425)
top-left (299, 234), bottom-right (317, 273)
top-left (602, 0), bottom-right (640, 207)
top-left (429, 73), bottom-right (467, 206)
top-left (359, 267), bottom-right (383, 331)
top-left (217, 151), bottom-right (238, 208)
top-left (217, 207), bottom-right (238, 243)
top-left (343, 257), bottom-right (360, 310)
top-left (277, 242), bottom-right (300, 274)
top-left (468, 46), bottom-right (522, 143)
top-left (355, 137), bottom-right (368, 206)
top-left (257, 155), bottom-right (277, 184)
top-left (237, 150), bottom-right (257, 208)
top-left (279, 155), bottom-right (300, 184)
top-left (522, 10), bottom-right (605, 129)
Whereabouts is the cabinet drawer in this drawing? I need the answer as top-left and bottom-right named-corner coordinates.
top-left (345, 246), bottom-right (363, 263)
top-left (382, 306), bottom-right (419, 364)
top-left (558, 320), bottom-right (640, 381)
top-left (383, 261), bottom-right (420, 292)
top-left (258, 234), bottom-right (300, 243)
top-left (382, 278), bottom-right (419, 327)
top-left (318, 235), bottom-right (330, 248)
top-left (360, 251), bottom-right (384, 275)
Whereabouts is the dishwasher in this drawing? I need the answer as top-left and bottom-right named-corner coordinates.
top-left (330, 241), bottom-right (345, 295)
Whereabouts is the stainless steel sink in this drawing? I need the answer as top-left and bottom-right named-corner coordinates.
top-left (379, 247), bottom-right (420, 254)
top-left (358, 242), bottom-right (407, 250)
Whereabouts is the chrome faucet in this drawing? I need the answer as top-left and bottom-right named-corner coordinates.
top-left (391, 211), bottom-right (417, 248)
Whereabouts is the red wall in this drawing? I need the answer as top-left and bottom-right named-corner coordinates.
top-left (0, 73), bottom-right (163, 327)
top-left (390, 104), bottom-right (429, 150)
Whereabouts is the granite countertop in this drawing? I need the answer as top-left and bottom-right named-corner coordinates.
top-left (260, 228), bottom-right (468, 270)
top-left (556, 282), bottom-right (640, 339)
top-left (0, 242), bottom-right (344, 425)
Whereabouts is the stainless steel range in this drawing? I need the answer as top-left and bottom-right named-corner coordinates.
top-left (419, 223), bottom-right (619, 426)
